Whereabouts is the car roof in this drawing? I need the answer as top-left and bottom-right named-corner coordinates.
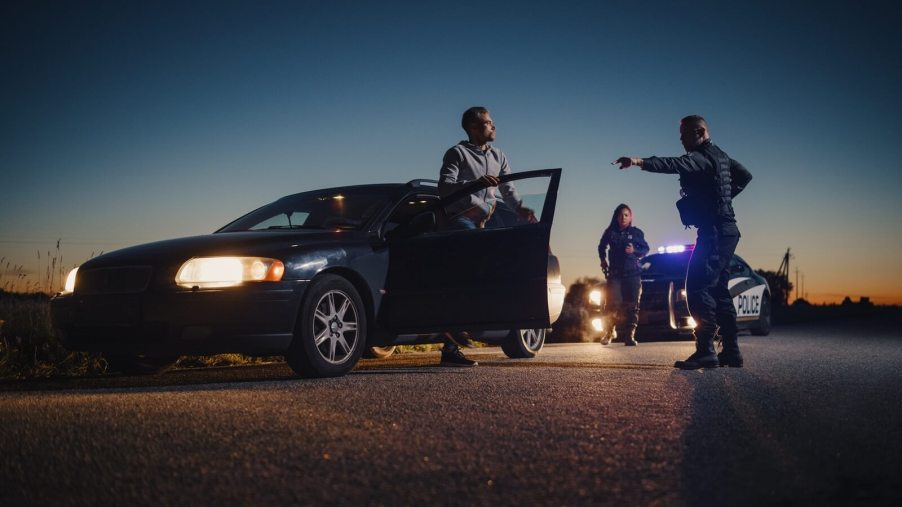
top-left (276, 180), bottom-right (438, 201)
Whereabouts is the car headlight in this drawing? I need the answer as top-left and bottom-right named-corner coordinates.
top-left (588, 289), bottom-right (603, 306)
top-left (590, 317), bottom-right (603, 332)
top-left (62, 267), bottom-right (79, 294)
top-left (175, 257), bottom-right (285, 288)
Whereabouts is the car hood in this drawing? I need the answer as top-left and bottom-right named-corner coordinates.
top-left (80, 230), bottom-right (362, 268)
top-left (640, 273), bottom-right (683, 283)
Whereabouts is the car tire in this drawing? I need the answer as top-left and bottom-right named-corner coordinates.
top-left (751, 295), bottom-right (772, 336)
top-left (362, 346), bottom-right (396, 359)
top-left (286, 274), bottom-right (367, 378)
top-left (104, 354), bottom-right (178, 375)
top-left (501, 328), bottom-right (546, 358)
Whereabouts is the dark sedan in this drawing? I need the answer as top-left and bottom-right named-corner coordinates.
top-left (51, 170), bottom-right (565, 377)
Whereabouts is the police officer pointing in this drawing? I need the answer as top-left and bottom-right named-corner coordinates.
top-left (614, 115), bottom-right (752, 369)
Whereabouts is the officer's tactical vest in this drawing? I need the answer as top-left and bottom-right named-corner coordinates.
top-left (676, 142), bottom-right (734, 228)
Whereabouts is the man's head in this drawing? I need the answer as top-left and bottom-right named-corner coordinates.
top-left (462, 106), bottom-right (496, 146)
top-left (679, 115), bottom-right (709, 151)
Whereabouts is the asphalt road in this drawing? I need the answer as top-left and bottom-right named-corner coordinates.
top-left (2, 318), bottom-right (901, 506)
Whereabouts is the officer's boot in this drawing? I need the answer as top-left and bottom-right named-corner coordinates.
top-left (623, 325), bottom-right (638, 346)
top-left (599, 327), bottom-right (614, 345)
top-left (718, 335), bottom-right (744, 367)
top-left (674, 334), bottom-right (719, 369)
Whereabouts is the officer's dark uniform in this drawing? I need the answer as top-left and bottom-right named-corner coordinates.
top-left (642, 140), bottom-right (752, 367)
top-left (597, 225), bottom-right (649, 344)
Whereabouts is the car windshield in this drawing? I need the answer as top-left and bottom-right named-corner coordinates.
top-left (641, 252), bottom-right (691, 277)
top-left (218, 188), bottom-right (395, 232)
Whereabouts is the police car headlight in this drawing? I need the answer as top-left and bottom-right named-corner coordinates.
top-left (588, 289), bottom-right (603, 306)
top-left (686, 317), bottom-right (697, 329)
top-left (678, 289), bottom-right (687, 300)
top-left (591, 318), bottom-right (603, 332)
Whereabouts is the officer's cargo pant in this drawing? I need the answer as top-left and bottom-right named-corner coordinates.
top-left (686, 229), bottom-right (740, 343)
top-left (606, 275), bottom-right (642, 336)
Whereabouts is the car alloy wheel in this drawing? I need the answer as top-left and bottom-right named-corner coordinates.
top-left (287, 274), bottom-right (367, 378)
top-left (312, 289), bottom-right (360, 364)
top-left (521, 328), bottom-right (544, 350)
top-left (501, 328), bottom-right (546, 358)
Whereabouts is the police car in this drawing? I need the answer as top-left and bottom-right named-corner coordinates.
top-left (637, 245), bottom-right (771, 337)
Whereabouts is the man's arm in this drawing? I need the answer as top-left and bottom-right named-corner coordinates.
top-left (730, 159), bottom-right (753, 197)
top-left (496, 151), bottom-right (523, 209)
top-left (641, 152), bottom-right (709, 175)
top-left (614, 153), bottom-right (707, 175)
top-left (439, 146), bottom-right (497, 218)
top-left (438, 147), bottom-right (471, 198)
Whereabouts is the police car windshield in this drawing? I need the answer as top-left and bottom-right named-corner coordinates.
top-left (641, 252), bottom-right (691, 277)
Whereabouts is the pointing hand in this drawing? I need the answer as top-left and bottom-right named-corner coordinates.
top-left (613, 157), bottom-right (643, 169)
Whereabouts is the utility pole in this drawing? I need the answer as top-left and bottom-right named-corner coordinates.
top-left (777, 248), bottom-right (791, 305)
top-left (795, 267), bottom-right (800, 303)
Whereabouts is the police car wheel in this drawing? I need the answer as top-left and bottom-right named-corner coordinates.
top-left (751, 296), bottom-right (772, 336)
top-left (501, 328), bottom-right (546, 358)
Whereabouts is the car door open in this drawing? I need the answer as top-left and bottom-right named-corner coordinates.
top-left (383, 169), bottom-right (562, 333)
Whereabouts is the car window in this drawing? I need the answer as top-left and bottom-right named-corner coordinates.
top-left (219, 189), bottom-right (394, 232)
top-left (384, 195), bottom-right (440, 233)
top-left (443, 173), bottom-right (551, 230)
top-left (731, 256), bottom-right (752, 277)
top-left (248, 212), bottom-right (311, 231)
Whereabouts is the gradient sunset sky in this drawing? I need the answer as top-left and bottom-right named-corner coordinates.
top-left (2, 0), bottom-right (901, 303)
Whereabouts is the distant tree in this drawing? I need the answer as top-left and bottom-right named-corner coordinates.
top-left (755, 269), bottom-right (793, 307)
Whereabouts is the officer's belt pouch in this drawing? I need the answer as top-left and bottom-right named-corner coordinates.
top-left (676, 195), bottom-right (705, 228)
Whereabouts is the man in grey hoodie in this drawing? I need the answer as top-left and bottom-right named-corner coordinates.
top-left (436, 106), bottom-right (532, 366)
top-left (439, 106), bottom-right (525, 230)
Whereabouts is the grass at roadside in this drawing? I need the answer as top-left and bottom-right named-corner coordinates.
top-left (0, 290), bottom-right (436, 379)
top-left (0, 291), bottom-right (107, 378)
top-left (0, 290), bottom-right (276, 379)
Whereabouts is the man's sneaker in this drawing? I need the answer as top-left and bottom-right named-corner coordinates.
top-left (440, 348), bottom-right (478, 367)
top-left (718, 351), bottom-right (744, 368)
top-left (674, 351), bottom-right (719, 370)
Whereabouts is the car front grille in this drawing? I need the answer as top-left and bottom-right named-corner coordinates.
top-left (77, 266), bottom-right (153, 295)
top-left (640, 281), bottom-right (672, 311)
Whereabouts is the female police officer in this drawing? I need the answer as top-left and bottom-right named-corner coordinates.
top-left (598, 203), bottom-right (649, 346)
